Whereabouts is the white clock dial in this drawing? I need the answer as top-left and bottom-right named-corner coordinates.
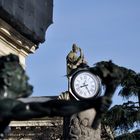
top-left (71, 71), bottom-right (101, 99)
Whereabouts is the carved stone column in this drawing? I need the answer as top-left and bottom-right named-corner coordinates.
top-left (62, 97), bottom-right (101, 140)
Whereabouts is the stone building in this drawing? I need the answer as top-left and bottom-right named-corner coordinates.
top-left (5, 97), bottom-right (63, 140)
top-left (0, 0), bottom-right (53, 67)
top-left (5, 117), bottom-right (63, 140)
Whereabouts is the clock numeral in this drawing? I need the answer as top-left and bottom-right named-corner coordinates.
top-left (88, 78), bottom-right (90, 81)
top-left (91, 85), bottom-right (95, 89)
top-left (80, 77), bottom-right (83, 80)
top-left (90, 89), bottom-right (95, 93)
top-left (76, 80), bottom-right (80, 83)
top-left (75, 87), bottom-right (80, 91)
top-left (75, 84), bottom-right (79, 87)
top-left (84, 75), bottom-right (87, 79)
top-left (79, 90), bottom-right (83, 95)
top-left (83, 92), bottom-right (86, 96)
top-left (91, 80), bottom-right (95, 83)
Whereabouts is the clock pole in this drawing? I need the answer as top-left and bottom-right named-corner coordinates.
top-left (59, 44), bottom-right (102, 140)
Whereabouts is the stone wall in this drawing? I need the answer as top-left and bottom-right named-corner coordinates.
top-left (0, 18), bottom-right (36, 68)
top-left (4, 97), bottom-right (63, 140)
top-left (5, 117), bottom-right (63, 140)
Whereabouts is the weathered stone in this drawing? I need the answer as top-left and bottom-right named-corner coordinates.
top-left (0, 18), bottom-right (37, 68)
top-left (0, 0), bottom-right (53, 44)
top-left (5, 117), bottom-right (63, 140)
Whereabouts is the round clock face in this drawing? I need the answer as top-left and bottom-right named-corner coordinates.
top-left (71, 71), bottom-right (101, 99)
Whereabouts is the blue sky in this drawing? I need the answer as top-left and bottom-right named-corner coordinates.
top-left (26, 0), bottom-right (140, 104)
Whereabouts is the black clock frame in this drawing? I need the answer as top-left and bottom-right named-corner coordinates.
top-left (69, 68), bottom-right (102, 100)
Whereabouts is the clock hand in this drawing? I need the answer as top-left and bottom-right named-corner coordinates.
top-left (83, 80), bottom-right (86, 85)
top-left (81, 80), bottom-right (88, 88)
top-left (85, 86), bottom-right (91, 94)
top-left (80, 84), bottom-right (88, 88)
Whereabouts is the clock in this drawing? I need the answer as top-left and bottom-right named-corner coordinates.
top-left (69, 69), bottom-right (101, 100)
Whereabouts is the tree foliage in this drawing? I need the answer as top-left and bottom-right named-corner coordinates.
top-left (90, 61), bottom-right (140, 140)
top-left (115, 129), bottom-right (140, 140)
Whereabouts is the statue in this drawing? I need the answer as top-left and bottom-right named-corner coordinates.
top-left (59, 44), bottom-right (123, 140)
top-left (0, 54), bottom-right (111, 139)
top-left (68, 117), bottom-right (81, 140)
top-left (66, 43), bottom-right (87, 76)
top-left (80, 118), bottom-right (92, 140)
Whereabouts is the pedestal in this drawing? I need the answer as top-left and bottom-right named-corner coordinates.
top-left (64, 109), bottom-right (101, 140)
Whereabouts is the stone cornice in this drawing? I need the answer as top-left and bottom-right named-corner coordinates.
top-left (0, 18), bottom-right (37, 55)
top-left (10, 117), bottom-right (63, 127)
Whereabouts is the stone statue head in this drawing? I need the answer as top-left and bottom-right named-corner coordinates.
top-left (72, 44), bottom-right (79, 53)
top-left (0, 54), bottom-right (33, 99)
top-left (81, 118), bottom-right (89, 127)
top-left (71, 117), bottom-right (79, 126)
